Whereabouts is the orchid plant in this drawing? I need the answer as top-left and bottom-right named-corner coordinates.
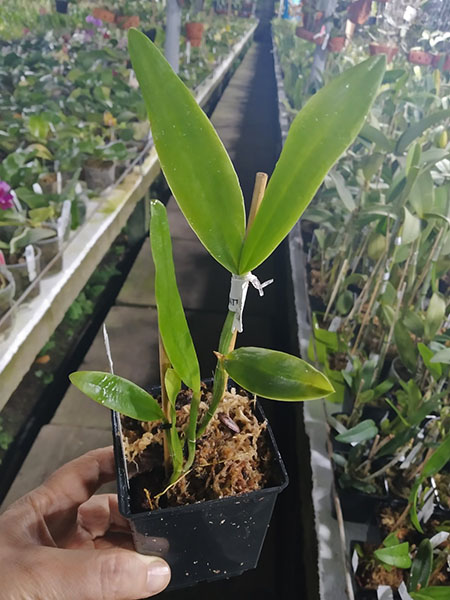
top-left (70, 30), bottom-right (385, 486)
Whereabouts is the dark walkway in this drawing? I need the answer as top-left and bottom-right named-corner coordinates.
top-left (2, 8), bottom-right (308, 599)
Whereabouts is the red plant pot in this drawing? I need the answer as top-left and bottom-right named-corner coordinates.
top-left (92, 7), bottom-right (116, 23)
top-left (185, 22), bottom-right (204, 47)
top-left (295, 26), bottom-right (316, 43)
top-left (347, 0), bottom-right (372, 25)
top-left (328, 36), bottom-right (346, 52)
top-left (369, 43), bottom-right (398, 63)
top-left (408, 50), bottom-right (433, 66)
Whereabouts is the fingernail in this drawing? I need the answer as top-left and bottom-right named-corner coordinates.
top-left (146, 559), bottom-right (171, 595)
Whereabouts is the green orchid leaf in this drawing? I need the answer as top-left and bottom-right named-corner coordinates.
top-left (329, 171), bottom-right (356, 212)
top-left (409, 539), bottom-right (432, 592)
top-left (404, 310), bottom-right (425, 338)
top-left (421, 433), bottom-right (450, 480)
top-left (335, 419), bottom-right (378, 444)
top-left (374, 542), bottom-right (411, 569)
top-left (239, 56), bottom-right (386, 273)
top-left (383, 532), bottom-right (400, 547)
top-left (425, 293), bottom-right (446, 341)
top-left (220, 347), bottom-right (335, 401)
top-left (396, 109), bottom-right (450, 155)
top-left (401, 207), bottom-right (422, 244)
top-left (69, 371), bottom-right (165, 422)
top-left (165, 368), bottom-right (181, 409)
top-left (430, 347), bottom-right (450, 364)
top-left (164, 368), bottom-right (184, 478)
top-left (411, 587), bottom-right (450, 599)
top-left (409, 480), bottom-right (423, 533)
top-left (128, 29), bottom-right (245, 273)
top-left (150, 200), bottom-right (200, 394)
top-left (358, 123), bottom-right (394, 152)
top-left (394, 321), bottom-right (418, 373)
top-left (418, 343), bottom-right (442, 379)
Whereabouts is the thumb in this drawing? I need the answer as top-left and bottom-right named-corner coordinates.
top-left (38, 546), bottom-right (171, 600)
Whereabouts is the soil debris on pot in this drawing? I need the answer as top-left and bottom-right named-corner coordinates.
top-left (121, 384), bottom-right (273, 512)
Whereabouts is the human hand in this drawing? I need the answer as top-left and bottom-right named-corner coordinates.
top-left (0, 446), bottom-right (170, 600)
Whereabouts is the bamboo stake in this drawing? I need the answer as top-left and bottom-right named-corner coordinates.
top-left (324, 258), bottom-right (348, 322)
top-left (228, 172), bottom-right (269, 355)
top-left (196, 172), bottom-right (268, 438)
top-left (159, 334), bottom-right (172, 475)
top-left (351, 268), bottom-right (384, 356)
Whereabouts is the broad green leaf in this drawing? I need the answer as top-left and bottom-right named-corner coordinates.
top-left (336, 290), bottom-right (353, 315)
top-left (374, 542), bottom-right (411, 569)
top-left (335, 419), bottom-right (378, 444)
top-left (69, 371), bottom-right (165, 422)
top-left (425, 293), bottom-right (446, 341)
top-left (430, 347), bottom-right (450, 364)
top-left (358, 123), bottom-right (394, 152)
top-left (411, 587), bottom-right (450, 600)
top-left (239, 56), bottom-right (386, 273)
top-left (401, 207), bottom-right (422, 245)
top-left (394, 321), bottom-right (418, 373)
top-left (410, 172), bottom-right (434, 219)
top-left (396, 109), bottom-right (450, 155)
top-left (404, 310), bottom-right (425, 338)
top-left (220, 347), bottom-right (335, 401)
top-left (150, 200), bottom-right (200, 393)
top-left (409, 539), bottom-right (432, 592)
top-left (418, 343), bottom-right (442, 379)
top-left (422, 433), bottom-right (450, 480)
top-left (360, 152), bottom-right (384, 182)
top-left (128, 29), bottom-right (245, 273)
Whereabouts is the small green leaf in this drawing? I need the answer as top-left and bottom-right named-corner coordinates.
top-left (165, 368), bottom-right (181, 408)
top-left (418, 343), bottom-right (442, 379)
top-left (411, 587), bottom-right (450, 600)
top-left (335, 419), bottom-right (378, 444)
top-left (425, 293), bottom-right (446, 341)
top-left (430, 347), bottom-right (450, 364)
top-left (374, 542), bottom-right (411, 569)
top-left (359, 123), bottom-right (394, 152)
top-left (396, 109), bottom-right (450, 155)
top-left (394, 321), bottom-right (418, 373)
top-left (383, 532), bottom-right (400, 547)
top-left (409, 539), bottom-right (432, 592)
top-left (422, 433), bottom-right (450, 480)
top-left (220, 347), bottom-right (335, 401)
top-left (150, 200), bottom-right (200, 394)
top-left (69, 371), bottom-right (165, 421)
top-left (128, 29), bottom-right (245, 273)
top-left (239, 55), bottom-right (386, 273)
top-left (164, 368), bottom-right (184, 478)
top-left (401, 207), bottom-right (422, 244)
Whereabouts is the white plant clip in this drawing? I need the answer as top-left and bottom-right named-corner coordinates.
top-left (228, 272), bottom-right (273, 333)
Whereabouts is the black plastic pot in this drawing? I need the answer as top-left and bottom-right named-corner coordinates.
top-left (112, 401), bottom-right (288, 591)
top-left (350, 541), bottom-right (402, 600)
top-left (55, 0), bottom-right (68, 14)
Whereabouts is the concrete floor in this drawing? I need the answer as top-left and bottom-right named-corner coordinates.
top-left (2, 14), bottom-right (305, 598)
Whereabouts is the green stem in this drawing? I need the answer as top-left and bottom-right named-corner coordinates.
top-left (183, 389), bottom-right (202, 472)
top-left (196, 310), bottom-right (235, 438)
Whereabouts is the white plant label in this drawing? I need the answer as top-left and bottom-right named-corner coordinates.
top-left (186, 41), bottom-right (191, 64)
top-left (351, 549), bottom-right (359, 573)
top-left (56, 171), bottom-right (62, 195)
top-left (328, 316), bottom-right (342, 332)
top-left (57, 200), bottom-right (71, 247)
top-left (377, 586), bottom-right (394, 600)
top-left (25, 244), bottom-right (37, 282)
top-left (430, 531), bottom-right (449, 548)
top-left (398, 582), bottom-right (413, 600)
top-left (228, 272), bottom-right (273, 333)
top-left (32, 183), bottom-right (43, 195)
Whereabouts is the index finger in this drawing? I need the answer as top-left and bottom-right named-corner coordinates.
top-left (33, 446), bottom-right (116, 515)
